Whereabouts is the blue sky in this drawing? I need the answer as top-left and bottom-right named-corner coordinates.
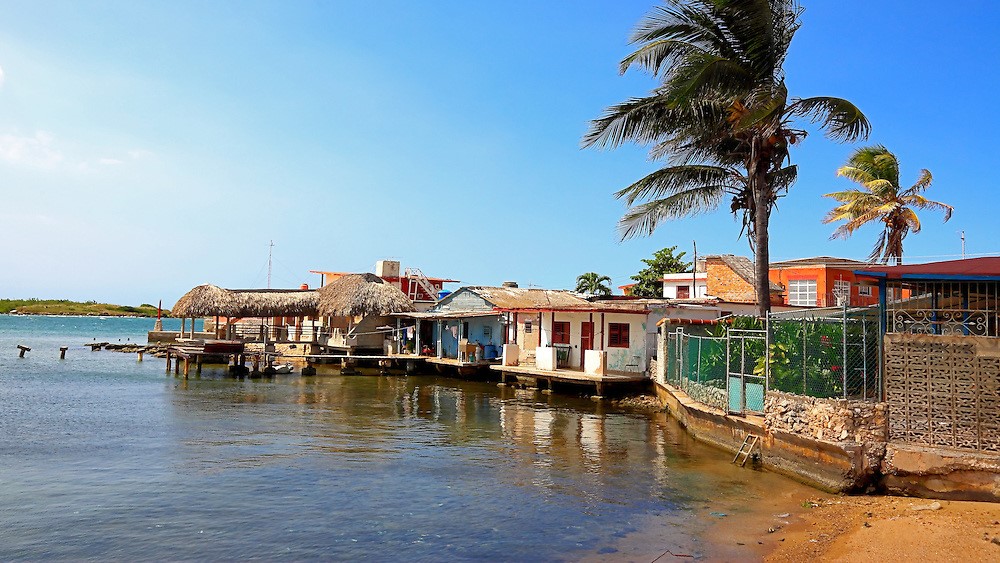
top-left (1, 1), bottom-right (996, 306)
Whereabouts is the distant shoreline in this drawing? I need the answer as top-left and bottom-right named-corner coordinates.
top-left (3, 312), bottom-right (165, 318)
top-left (0, 299), bottom-right (171, 318)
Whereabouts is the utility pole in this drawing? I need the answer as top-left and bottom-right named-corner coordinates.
top-left (961, 231), bottom-right (966, 259)
top-left (692, 240), bottom-right (698, 298)
top-left (267, 240), bottom-right (274, 289)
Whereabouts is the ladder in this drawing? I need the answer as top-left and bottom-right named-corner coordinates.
top-left (733, 433), bottom-right (760, 467)
top-left (405, 267), bottom-right (439, 302)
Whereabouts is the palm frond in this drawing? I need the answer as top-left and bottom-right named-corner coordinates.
top-left (613, 164), bottom-right (738, 206)
top-left (836, 164), bottom-right (876, 186)
top-left (902, 194), bottom-right (953, 222)
top-left (786, 96), bottom-right (870, 142)
top-left (901, 169), bottom-right (933, 195)
top-left (617, 185), bottom-right (729, 240)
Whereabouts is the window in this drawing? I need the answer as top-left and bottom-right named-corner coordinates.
top-left (608, 323), bottom-right (630, 348)
top-left (463, 322), bottom-right (470, 338)
top-left (787, 279), bottom-right (817, 307)
top-left (553, 321), bottom-right (571, 344)
top-left (857, 284), bottom-right (872, 297)
top-left (833, 280), bottom-right (850, 305)
top-left (886, 287), bottom-right (897, 302)
top-left (676, 285), bottom-right (690, 299)
top-left (524, 320), bottom-right (532, 333)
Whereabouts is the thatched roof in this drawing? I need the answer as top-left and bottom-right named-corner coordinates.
top-left (317, 273), bottom-right (415, 317)
top-left (172, 284), bottom-right (319, 317)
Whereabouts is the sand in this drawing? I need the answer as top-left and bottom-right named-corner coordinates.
top-left (764, 494), bottom-right (1000, 562)
top-left (680, 488), bottom-right (1000, 562)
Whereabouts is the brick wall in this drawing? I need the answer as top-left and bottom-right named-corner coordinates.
top-left (706, 259), bottom-right (757, 303)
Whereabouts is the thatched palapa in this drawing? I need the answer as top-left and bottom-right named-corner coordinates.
top-left (172, 284), bottom-right (319, 317)
top-left (317, 273), bottom-right (415, 317)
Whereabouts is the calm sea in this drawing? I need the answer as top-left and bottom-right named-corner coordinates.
top-left (0, 315), bottom-right (799, 561)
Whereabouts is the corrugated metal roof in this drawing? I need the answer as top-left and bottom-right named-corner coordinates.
top-left (392, 311), bottom-right (499, 320)
top-left (464, 286), bottom-right (592, 309)
top-left (855, 257), bottom-right (1000, 280)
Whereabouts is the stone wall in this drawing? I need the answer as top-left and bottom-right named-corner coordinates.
top-left (684, 380), bottom-right (728, 412)
top-left (764, 390), bottom-right (887, 444)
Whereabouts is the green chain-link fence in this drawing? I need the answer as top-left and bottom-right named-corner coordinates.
top-left (663, 312), bottom-right (881, 412)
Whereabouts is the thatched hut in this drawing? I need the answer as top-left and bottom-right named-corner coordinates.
top-left (172, 284), bottom-right (241, 318)
top-left (171, 283), bottom-right (319, 341)
top-left (317, 273), bottom-right (415, 317)
top-left (316, 273), bottom-right (415, 352)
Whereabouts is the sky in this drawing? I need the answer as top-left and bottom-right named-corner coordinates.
top-left (1, 1), bottom-right (998, 306)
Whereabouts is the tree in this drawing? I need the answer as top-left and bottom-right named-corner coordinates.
top-left (575, 272), bottom-right (613, 296)
top-left (630, 246), bottom-right (691, 297)
top-left (824, 145), bottom-right (953, 265)
top-left (583, 0), bottom-right (870, 316)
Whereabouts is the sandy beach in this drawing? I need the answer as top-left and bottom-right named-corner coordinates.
top-left (705, 489), bottom-right (1000, 562)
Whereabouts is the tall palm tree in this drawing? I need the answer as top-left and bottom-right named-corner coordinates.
top-left (583, 0), bottom-right (870, 316)
top-left (575, 272), bottom-right (613, 296)
top-left (824, 145), bottom-right (953, 265)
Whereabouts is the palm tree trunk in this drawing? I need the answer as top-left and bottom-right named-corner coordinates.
top-left (753, 186), bottom-right (772, 317)
top-left (749, 143), bottom-right (772, 318)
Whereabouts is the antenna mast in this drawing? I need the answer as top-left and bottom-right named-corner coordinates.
top-left (961, 231), bottom-right (966, 259)
top-left (267, 240), bottom-right (274, 289)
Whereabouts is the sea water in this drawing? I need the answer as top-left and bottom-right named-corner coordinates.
top-left (0, 315), bottom-right (801, 560)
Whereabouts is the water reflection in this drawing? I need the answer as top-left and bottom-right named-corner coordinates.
top-left (167, 370), bottom-right (709, 511)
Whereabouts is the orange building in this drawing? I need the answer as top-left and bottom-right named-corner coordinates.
top-left (768, 256), bottom-right (887, 308)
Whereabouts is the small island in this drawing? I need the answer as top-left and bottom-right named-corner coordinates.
top-left (0, 299), bottom-right (169, 317)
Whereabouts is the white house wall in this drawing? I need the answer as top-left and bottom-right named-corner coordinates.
top-left (601, 313), bottom-right (647, 373)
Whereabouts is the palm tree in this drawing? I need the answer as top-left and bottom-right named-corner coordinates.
top-left (583, 0), bottom-right (870, 316)
top-left (824, 145), bottom-right (953, 265)
top-left (575, 272), bottom-right (613, 296)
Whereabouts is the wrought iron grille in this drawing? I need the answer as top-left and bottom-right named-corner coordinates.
top-left (885, 281), bottom-right (1000, 337)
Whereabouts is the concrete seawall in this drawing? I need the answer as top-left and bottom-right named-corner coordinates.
top-left (655, 381), bottom-right (1000, 501)
top-left (653, 382), bottom-right (875, 492)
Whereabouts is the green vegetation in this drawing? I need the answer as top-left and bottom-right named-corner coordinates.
top-left (0, 299), bottom-right (168, 317)
top-left (575, 272), bottom-right (613, 296)
top-left (824, 145), bottom-right (953, 265)
top-left (584, 0), bottom-right (870, 314)
top-left (629, 246), bottom-right (691, 297)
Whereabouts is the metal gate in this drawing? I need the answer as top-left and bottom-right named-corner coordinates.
top-left (727, 328), bottom-right (767, 414)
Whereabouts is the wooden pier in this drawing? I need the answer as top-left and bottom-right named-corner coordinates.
top-left (489, 364), bottom-right (647, 398)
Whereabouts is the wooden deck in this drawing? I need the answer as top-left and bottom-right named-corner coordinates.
top-left (489, 364), bottom-right (648, 396)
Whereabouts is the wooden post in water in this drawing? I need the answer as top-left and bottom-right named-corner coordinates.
top-left (59, 346), bottom-right (69, 360)
top-left (196, 355), bottom-right (202, 374)
top-left (183, 357), bottom-right (190, 378)
top-left (166, 351), bottom-right (172, 373)
top-left (137, 350), bottom-right (144, 362)
top-left (17, 345), bottom-right (31, 358)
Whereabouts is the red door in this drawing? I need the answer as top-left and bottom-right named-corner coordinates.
top-left (581, 322), bottom-right (594, 354)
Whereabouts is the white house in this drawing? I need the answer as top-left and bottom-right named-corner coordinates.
top-left (661, 271), bottom-right (709, 299)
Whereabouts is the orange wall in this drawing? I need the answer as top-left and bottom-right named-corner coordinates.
top-left (769, 266), bottom-right (882, 307)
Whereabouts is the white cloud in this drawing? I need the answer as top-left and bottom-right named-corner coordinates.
top-left (0, 64), bottom-right (5, 88)
top-left (127, 149), bottom-right (153, 160)
top-left (0, 131), bottom-right (63, 167)
top-left (98, 157), bottom-right (123, 165)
